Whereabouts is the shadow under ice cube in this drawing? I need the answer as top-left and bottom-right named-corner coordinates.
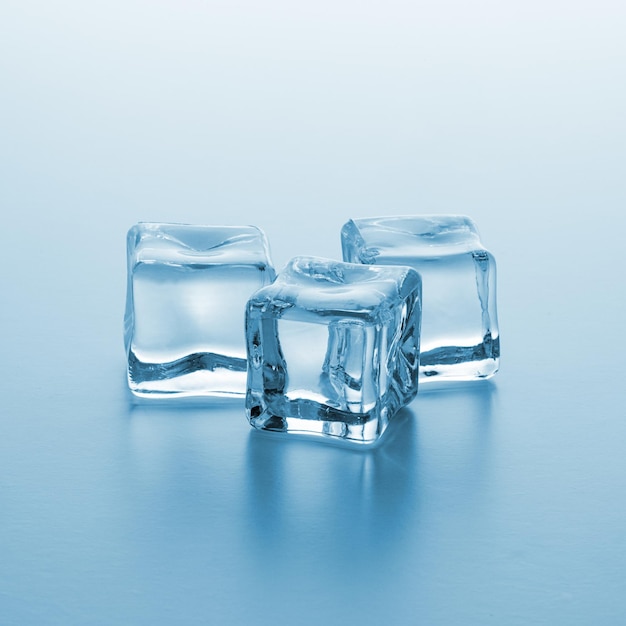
top-left (245, 257), bottom-right (422, 445)
top-left (341, 215), bottom-right (499, 382)
top-left (125, 223), bottom-right (275, 397)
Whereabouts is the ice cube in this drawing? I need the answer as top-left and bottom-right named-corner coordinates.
top-left (245, 257), bottom-right (421, 445)
top-left (341, 215), bottom-right (499, 381)
top-left (125, 223), bottom-right (275, 397)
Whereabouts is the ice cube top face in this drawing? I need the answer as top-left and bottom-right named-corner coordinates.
top-left (342, 216), bottom-right (499, 382)
top-left (246, 257), bottom-right (422, 445)
top-left (125, 223), bottom-right (276, 398)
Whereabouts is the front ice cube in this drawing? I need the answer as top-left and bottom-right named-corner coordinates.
top-left (245, 257), bottom-right (421, 445)
top-left (341, 215), bottom-right (499, 382)
top-left (125, 223), bottom-right (275, 397)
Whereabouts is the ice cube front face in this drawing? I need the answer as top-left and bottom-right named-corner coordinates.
top-left (341, 216), bottom-right (499, 382)
top-left (125, 223), bottom-right (275, 397)
top-left (245, 257), bottom-right (421, 445)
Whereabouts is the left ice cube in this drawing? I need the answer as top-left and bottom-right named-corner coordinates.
top-left (124, 223), bottom-right (276, 398)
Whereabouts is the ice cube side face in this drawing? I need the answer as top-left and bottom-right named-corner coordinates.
top-left (245, 257), bottom-right (421, 445)
top-left (125, 223), bottom-right (276, 397)
top-left (341, 216), bottom-right (499, 382)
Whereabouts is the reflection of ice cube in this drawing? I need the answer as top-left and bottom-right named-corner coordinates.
top-left (125, 223), bottom-right (275, 397)
top-left (245, 257), bottom-right (421, 445)
top-left (342, 216), bottom-right (499, 382)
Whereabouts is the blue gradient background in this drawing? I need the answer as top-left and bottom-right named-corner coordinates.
top-left (1, 0), bottom-right (625, 623)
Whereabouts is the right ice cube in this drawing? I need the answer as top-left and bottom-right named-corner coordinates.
top-left (341, 215), bottom-right (499, 382)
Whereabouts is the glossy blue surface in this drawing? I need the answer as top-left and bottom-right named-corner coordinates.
top-left (1, 0), bottom-right (625, 623)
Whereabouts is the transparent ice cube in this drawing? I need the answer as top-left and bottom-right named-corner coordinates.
top-left (245, 257), bottom-right (421, 445)
top-left (341, 215), bottom-right (499, 382)
top-left (125, 223), bottom-right (275, 397)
